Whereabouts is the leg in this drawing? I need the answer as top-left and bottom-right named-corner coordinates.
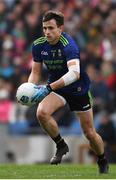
top-left (77, 108), bottom-right (109, 173)
top-left (36, 92), bottom-right (69, 164)
top-left (37, 92), bottom-right (65, 138)
top-left (77, 108), bottom-right (104, 155)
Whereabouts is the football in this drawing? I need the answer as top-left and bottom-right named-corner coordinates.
top-left (16, 82), bottom-right (38, 106)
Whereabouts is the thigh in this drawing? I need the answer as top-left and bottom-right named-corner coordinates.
top-left (37, 92), bottom-right (66, 115)
top-left (77, 108), bottom-right (95, 131)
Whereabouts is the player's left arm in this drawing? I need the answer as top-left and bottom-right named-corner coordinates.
top-left (50, 59), bottom-right (80, 90)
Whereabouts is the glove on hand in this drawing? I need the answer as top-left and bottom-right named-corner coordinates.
top-left (31, 84), bottom-right (52, 103)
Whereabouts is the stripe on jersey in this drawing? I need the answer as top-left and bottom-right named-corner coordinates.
top-left (88, 91), bottom-right (93, 106)
top-left (61, 35), bottom-right (69, 44)
top-left (34, 37), bottom-right (46, 45)
top-left (60, 35), bottom-right (69, 46)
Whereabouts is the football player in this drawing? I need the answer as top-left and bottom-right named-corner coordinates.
top-left (28, 10), bottom-right (109, 173)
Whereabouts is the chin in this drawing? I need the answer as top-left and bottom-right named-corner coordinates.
top-left (47, 39), bottom-right (54, 44)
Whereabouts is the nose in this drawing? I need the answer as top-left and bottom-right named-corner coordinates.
top-left (45, 28), bottom-right (50, 35)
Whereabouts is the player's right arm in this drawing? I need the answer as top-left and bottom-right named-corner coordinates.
top-left (28, 61), bottom-right (42, 84)
top-left (28, 40), bottom-right (43, 84)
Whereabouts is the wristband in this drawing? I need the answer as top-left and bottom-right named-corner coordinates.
top-left (46, 84), bottom-right (53, 92)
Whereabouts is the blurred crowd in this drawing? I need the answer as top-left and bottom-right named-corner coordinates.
top-left (0, 0), bottom-right (116, 159)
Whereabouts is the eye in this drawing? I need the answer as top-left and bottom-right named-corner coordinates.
top-left (43, 26), bottom-right (54, 31)
top-left (49, 27), bottom-right (54, 30)
top-left (43, 27), bottom-right (47, 31)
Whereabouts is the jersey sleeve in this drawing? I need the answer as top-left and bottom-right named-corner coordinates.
top-left (64, 42), bottom-right (80, 62)
top-left (32, 43), bottom-right (43, 63)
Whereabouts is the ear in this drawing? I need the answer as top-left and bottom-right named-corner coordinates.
top-left (61, 25), bottom-right (64, 31)
top-left (59, 25), bottom-right (64, 33)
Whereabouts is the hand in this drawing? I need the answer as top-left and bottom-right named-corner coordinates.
top-left (31, 84), bottom-right (52, 103)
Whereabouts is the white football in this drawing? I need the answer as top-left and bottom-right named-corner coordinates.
top-left (16, 82), bottom-right (38, 106)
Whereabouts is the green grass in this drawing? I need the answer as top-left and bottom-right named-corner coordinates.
top-left (0, 164), bottom-right (115, 179)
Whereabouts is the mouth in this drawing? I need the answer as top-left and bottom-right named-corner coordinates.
top-left (46, 36), bottom-right (51, 39)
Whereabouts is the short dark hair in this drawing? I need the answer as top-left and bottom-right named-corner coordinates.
top-left (42, 10), bottom-right (64, 27)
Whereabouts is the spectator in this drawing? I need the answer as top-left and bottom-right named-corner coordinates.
top-left (97, 111), bottom-right (116, 163)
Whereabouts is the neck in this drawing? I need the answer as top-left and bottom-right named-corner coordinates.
top-left (49, 33), bottom-right (61, 45)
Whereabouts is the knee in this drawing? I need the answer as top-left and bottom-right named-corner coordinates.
top-left (83, 129), bottom-right (96, 142)
top-left (36, 106), bottom-right (49, 123)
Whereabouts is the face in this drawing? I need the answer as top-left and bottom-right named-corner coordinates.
top-left (43, 19), bottom-right (62, 45)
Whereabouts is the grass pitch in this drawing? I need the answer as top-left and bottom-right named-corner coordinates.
top-left (0, 164), bottom-right (115, 179)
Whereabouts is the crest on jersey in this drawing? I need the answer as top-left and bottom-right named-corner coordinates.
top-left (41, 51), bottom-right (48, 55)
